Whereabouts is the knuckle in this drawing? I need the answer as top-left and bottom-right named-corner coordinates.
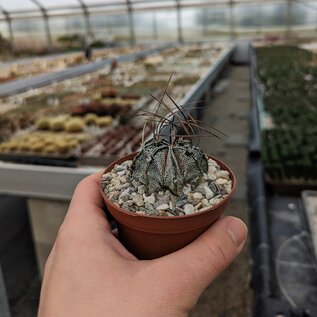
top-left (213, 243), bottom-right (231, 268)
top-left (201, 237), bottom-right (231, 272)
top-left (75, 176), bottom-right (90, 192)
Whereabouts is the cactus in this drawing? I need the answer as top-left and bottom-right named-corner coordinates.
top-left (45, 144), bottom-right (58, 154)
top-left (36, 117), bottom-right (51, 130)
top-left (31, 142), bottom-right (45, 153)
top-left (132, 138), bottom-right (208, 195)
top-left (96, 116), bottom-right (113, 128)
top-left (131, 78), bottom-right (223, 195)
top-left (65, 117), bottom-right (85, 132)
top-left (50, 116), bottom-right (68, 131)
top-left (84, 113), bottom-right (99, 125)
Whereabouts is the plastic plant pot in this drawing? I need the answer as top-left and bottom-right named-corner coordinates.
top-left (100, 152), bottom-right (236, 259)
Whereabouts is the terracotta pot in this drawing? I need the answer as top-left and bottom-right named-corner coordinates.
top-left (100, 152), bottom-right (236, 259)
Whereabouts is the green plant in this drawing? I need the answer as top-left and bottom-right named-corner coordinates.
top-left (65, 117), bottom-right (85, 132)
top-left (131, 79), bottom-right (223, 195)
top-left (91, 40), bottom-right (105, 48)
top-left (57, 34), bottom-right (82, 43)
top-left (256, 46), bottom-right (317, 182)
top-left (132, 138), bottom-right (208, 195)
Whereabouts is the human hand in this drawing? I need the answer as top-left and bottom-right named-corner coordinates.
top-left (38, 172), bottom-right (247, 317)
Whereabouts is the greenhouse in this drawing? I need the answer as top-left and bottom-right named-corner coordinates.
top-left (0, 1), bottom-right (317, 317)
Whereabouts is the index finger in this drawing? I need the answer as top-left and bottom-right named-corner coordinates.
top-left (66, 171), bottom-right (111, 229)
top-left (70, 170), bottom-right (105, 211)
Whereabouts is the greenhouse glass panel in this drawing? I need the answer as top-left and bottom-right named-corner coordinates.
top-left (306, 0), bottom-right (317, 10)
top-left (49, 15), bottom-right (86, 42)
top-left (37, 0), bottom-right (80, 10)
top-left (48, 17), bottom-right (67, 41)
top-left (11, 18), bottom-right (47, 50)
top-left (179, 0), bottom-right (226, 4)
top-left (0, 20), bottom-right (8, 38)
top-left (80, 0), bottom-right (127, 12)
top-left (131, 0), bottom-right (176, 11)
top-left (81, 0), bottom-right (127, 5)
top-left (133, 10), bottom-right (169, 42)
top-left (288, 1), bottom-right (317, 39)
top-left (232, 2), bottom-right (288, 37)
top-left (90, 14), bottom-right (115, 42)
top-left (0, 0), bottom-right (38, 12)
top-left (130, 0), bottom-right (170, 2)
top-left (47, 8), bottom-right (83, 17)
top-left (181, 6), bottom-right (230, 41)
top-left (151, 9), bottom-right (178, 41)
top-left (199, 6), bottom-right (229, 40)
top-left (133, 11), bottom-right (156, 42)
top-left (90, 13), bottom-right (130, 43)
top-left (8, 11), bottom-right (46, 20)
top-left (64, 16), bottom-right (86, 33)
top-left (290, 2), bottom-right (316, 26)
top-left (181, 7), bottom-right (204, 41)
top-left (110, 14), bottom-right (131, 43)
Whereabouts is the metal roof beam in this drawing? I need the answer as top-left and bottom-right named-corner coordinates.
top-left (76, 0), bottom-right (94, 39)
top-left (29, 0), bottom-right (52, 49)
top-left (126, 0), bottom-right (136, 45)
top-left (175, 0), bottom-right (183, 43)
top-left (0, 6), bottom-right (14, 46)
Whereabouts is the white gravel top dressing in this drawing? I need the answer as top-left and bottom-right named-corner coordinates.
top-left (101, 157), bottom-right (233, 216)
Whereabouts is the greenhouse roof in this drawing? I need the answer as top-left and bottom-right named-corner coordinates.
top-left (0, 0), bottom-right (297, 16)
top-left (0, 0), bottom-right (315, 21)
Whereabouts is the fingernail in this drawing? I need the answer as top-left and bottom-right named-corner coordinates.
top-left (226, 218), bottom-right (247, 247)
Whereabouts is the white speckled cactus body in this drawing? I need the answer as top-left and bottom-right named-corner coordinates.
top-left (131, 137), bottom-right (208, 195)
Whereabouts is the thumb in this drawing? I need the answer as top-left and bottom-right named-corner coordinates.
top-left (156, 216), bottom-right (247, 305)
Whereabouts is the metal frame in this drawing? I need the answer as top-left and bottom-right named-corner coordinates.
top-left (78, 0), bottom-right (94, 39)
top-left (126, 0), bottom-right (136, 45)
top-left (0, 44), bottom-right (234, 200)
top-left (175, 0), bottom-right (184, 44)
top-left (0, 6), bottom-right (14, 45)
top-left (249, 46), bottom-right (261, 153)
top-left (229, 0), bottom-right (235, 40)
top-left (30, 0), bottom-right (53, 49)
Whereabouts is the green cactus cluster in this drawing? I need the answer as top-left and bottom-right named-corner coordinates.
top-left (262, 129), bottom-right (317, 181)
top-left (256, 46), bottom-right (317, 182)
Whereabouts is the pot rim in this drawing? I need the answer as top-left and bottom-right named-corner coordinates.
top-left (100, 152), bottom-right (236, 220)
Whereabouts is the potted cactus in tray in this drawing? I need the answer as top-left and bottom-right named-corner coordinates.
top-left (100, 87), bottom-right (236, 259)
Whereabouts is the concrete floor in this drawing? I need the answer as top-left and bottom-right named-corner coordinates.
top-left (189, 65), bottom-right (252, 317)
top-left (0, 197), bottom-right (40, 317)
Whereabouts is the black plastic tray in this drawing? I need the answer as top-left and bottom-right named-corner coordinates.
top-left (0, 153), bottom-right (78, 167)
top-left (265, 177), bottom-right (317, 196)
